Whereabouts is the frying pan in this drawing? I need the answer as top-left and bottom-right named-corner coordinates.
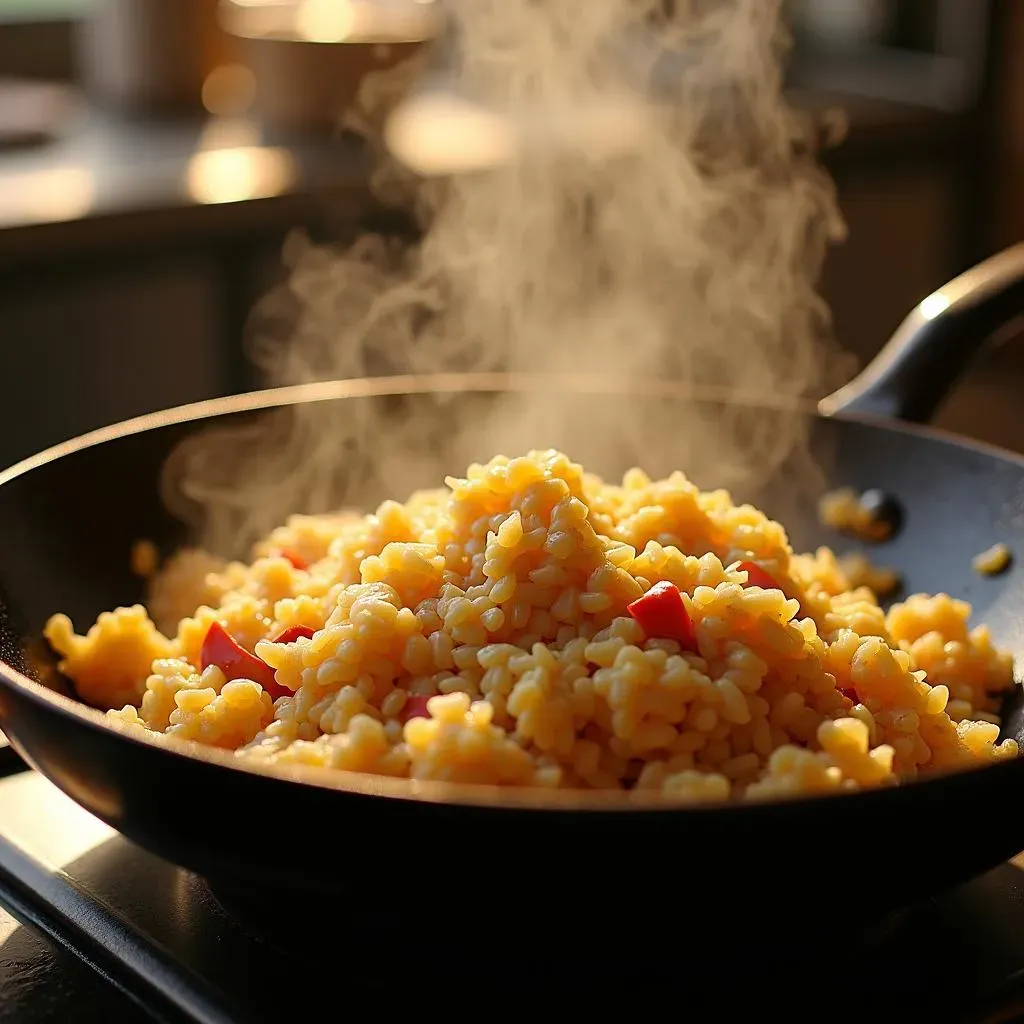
top-left (0, 244), bottom-right (1023, 945)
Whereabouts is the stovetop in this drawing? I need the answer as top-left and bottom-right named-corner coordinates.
top-left (3, 758), bottom-right (1024, 1023)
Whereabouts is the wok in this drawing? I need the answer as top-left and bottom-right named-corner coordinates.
top-left (1, 244), bottom-right (1024, 943)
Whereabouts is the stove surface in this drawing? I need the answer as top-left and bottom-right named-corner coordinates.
top-left (4, 769), bottom-right (1024, 1021)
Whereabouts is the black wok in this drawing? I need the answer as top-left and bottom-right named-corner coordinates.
top-left (1, 244), bottom-right (1023, 945)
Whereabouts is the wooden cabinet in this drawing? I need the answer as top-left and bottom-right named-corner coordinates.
top-left (0, 253), bottom-right (238, 468)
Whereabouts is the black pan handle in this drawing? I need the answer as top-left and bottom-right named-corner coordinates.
top-left (819, 242), bottom-right (1024, 424)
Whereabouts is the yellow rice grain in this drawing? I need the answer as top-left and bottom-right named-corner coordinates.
top-left (973, 542), bottom-right (1012, 577)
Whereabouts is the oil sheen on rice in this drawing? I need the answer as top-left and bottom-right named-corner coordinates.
top-left (45, 450), bottom-right (1018, 801)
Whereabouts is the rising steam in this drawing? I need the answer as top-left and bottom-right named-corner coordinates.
top-left (163, 0), bottom-right (851, 556)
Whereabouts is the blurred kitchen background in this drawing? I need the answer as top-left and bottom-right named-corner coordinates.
top-left (0, 0), bottom-right (1021, 469)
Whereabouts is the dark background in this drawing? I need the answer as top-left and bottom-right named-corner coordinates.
top-left (0, 0), bottom-right (1021, 466)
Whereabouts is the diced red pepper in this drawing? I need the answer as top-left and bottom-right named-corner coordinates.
top-left (737, 560), bottom-right (781, 592)
top-left (271, 625), bottom-right (316, 645)
top-left (736, 561), bottom-right (801, 616)
top-left (627, 581), bottom-right (699, 653)
top-left (399, 695), bottom-right (433, 724)
top-left (840, 687), bottom-right (858, 703)
top-left (271, 547), bottom-right (308, 571)
top-left (200, 622), bottom-right (288, 701)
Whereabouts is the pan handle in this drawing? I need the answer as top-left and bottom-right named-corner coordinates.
top-left (819, 242), bottom-right (1024, 424)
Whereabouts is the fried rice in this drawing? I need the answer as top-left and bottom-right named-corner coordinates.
top-left (44, 449), bottom-right (1018, 802)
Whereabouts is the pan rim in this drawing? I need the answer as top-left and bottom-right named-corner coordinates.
top-left (2, 371), bottom-right (1024, 814)
top-left (5, 371), bottom-right (1024, 488)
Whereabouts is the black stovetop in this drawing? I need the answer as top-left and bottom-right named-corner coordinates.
top-left (4, 756), bottom-right (1024, 1023)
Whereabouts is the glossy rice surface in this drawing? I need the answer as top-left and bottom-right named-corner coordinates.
top-left (44, 450), bottom-right (1018, 801)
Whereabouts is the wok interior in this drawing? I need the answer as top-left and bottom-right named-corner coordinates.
top-left (3, 385), bottom-right (1024, 758)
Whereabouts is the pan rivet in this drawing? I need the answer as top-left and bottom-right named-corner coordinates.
top-left (858, 489), bottom-right (903, 541)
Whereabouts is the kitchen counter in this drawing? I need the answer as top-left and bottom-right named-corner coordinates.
top-left (0, 101), bottom-right (378, 270)
top-left (0, 84), bottom-right (966, 258)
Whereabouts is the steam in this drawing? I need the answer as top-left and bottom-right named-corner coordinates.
top-left (163, 0), bottom-right (852, 556)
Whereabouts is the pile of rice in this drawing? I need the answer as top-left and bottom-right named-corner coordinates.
top-left (44, 450), bottom-right (1018, 802)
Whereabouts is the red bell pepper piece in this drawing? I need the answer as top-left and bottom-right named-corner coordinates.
top-left (200, 622), bottom-right (288, 701)
top-left (399, 695), bottom-right (433, 724)
top-left (840, 687), bottom-right (858, 703)
top-left (271, 625), bottom-right (316, 645)
top-left (736, 561), bottom-right (801, 616)
top-left (627, 581), bottom-right (699, 653)
top-left (737, 561), bottom-right (781, 592)
top-left (270, 547), bottom-right (308, 570)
